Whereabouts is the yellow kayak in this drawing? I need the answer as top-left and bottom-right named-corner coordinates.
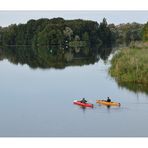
top-left (96, 100), bottom-right (121, 106)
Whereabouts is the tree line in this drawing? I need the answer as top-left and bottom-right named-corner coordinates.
top-left (0, 18), bottom-right (114, 55)
top-left (0, 17), bottom-right (147, 59)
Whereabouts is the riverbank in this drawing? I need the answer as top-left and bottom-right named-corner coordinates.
top-left (109, 44), bottom-right (148, 85)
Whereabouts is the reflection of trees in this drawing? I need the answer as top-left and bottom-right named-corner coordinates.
top-left (117, 81), bottom-right (148, 95)
top-left (64, 52), bottom-right (73, 62)
top-left (0, 45), bottom-right (113, 69)
top-left (3, 45), bottom-right (148, 94)
top-left (99, 47), bottom-right (113, 61)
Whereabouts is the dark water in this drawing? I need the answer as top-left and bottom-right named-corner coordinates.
top-left (0, 47), bottom-right (148, 137)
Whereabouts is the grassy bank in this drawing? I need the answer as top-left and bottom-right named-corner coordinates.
top-left (109, 45), bottom-right (148, 84)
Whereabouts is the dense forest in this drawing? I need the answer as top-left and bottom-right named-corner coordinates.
top-left (0, 17), bottom-right (147, 47)
top-left (109, 22), bottom-right (144, 45)
top-left (0, 18), bottom-right (116, 68)
top-left (0, 18), bottom-right (146, 47)
top-left (0, 18), bottom-right (114, 56)
top-left (0, 17), bottom-right (147, 69)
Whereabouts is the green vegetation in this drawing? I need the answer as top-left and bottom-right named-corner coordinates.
top-left (0, 17), bottom-right (116, 69)
top-left (0, 17), bottom-right (148, 92)
top-left (0, 17), bottom-right (114, 57)
top-left (0, 46), bottom-right (100, 69)
top-left (117, 81), bottom-right (148, 94)
top-left (109, 22), bottom-right (144, 46)
top-left (143, 22), bottom-right (148, 41)
top-left (109, 44), bottom-right (148, 84)
top-left (109, 21), bottom-right (148, 87)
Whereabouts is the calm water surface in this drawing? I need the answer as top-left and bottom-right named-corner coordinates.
top-left (0, 58), bottom-right (148, 137)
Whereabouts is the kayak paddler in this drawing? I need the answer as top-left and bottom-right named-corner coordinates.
top-left (107, 97), bottom-right (111, 102)
top-left (80, 98), bottom-right (87, 104)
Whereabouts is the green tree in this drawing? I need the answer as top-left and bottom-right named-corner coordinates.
top-left (63, 27), bottom-right (73, 41)
top-left (98, 18), bottom-right (112, 47)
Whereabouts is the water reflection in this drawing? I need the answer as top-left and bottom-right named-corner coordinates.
top-left (97, 104), bottom-right (121, 109)
top-left (117, 81), bottom-right (148, 95)
top-left (107, 105), bottom-right (111, 109)
top-left (0, 45), bottom-right (112, 69)
top-left (0, 45), bottom-right (147, 94)
top-left (74, 105), bottom-right (94, 114)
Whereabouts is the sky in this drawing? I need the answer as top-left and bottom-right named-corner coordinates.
top-left (0, 11), bottom-right (148, 27)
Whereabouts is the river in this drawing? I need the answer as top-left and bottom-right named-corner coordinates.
top-left (0, 52), bottom-right (148, 137)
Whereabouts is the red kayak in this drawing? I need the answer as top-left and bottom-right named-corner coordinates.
top-left (73, 100), bottom-right (93, 108)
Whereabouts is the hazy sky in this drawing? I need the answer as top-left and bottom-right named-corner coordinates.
top-left (0, 11), bottom-right (148, 27)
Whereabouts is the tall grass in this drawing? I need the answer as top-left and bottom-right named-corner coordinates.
top-left (109, 44), bottom-right (148, 84)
